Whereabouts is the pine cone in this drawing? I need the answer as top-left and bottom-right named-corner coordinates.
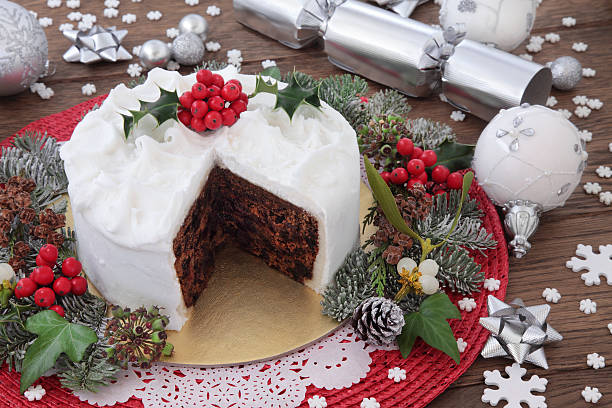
top-left (47, 232), bottom-right (65, 247)
top-left (352, 297), bottom-right (404, 346)
top-left (19, 208), bottom-right (36, 224)
top-left (13, 241), bottom-right (30, 258)
top-left (382, 245), bottom-right (403, 265)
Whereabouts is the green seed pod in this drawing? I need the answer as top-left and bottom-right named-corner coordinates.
top-left (151, 318), bottom-right (165, 331)
top-left (162, 342), bottom-right (174, 357)
top-left (111, 306), bottom-right (125, 318)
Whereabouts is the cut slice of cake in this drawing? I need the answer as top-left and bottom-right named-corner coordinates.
top-left (60, 66), bottom-right (360, 330)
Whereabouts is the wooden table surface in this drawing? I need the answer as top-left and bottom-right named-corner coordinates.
top-left (2, 1), bottom-right (612, 407)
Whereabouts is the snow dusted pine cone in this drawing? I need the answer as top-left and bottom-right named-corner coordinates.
top-left (352, 297), bottom-right (404, 346)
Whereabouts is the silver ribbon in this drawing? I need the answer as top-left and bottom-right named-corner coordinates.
top-left (480, 296), bottom-right (563, 370)
top-left (63, 26), bottom-right (132, 64)
top-left (373, 0), bottom-right (430, 18)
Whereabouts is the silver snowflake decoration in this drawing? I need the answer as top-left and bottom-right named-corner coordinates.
top-left (457, 0), bottom-right (477, 13)
top-left (496, 115), bottom-right (535, 152)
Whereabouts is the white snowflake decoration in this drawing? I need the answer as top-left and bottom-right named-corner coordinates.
top-left (167, 61), bottom-right (180, 71)
top-left (207, 5), bottom-right (221, 16)
top-left (122, 13), bottom-right (136, 24)
top-left (572, 95), bottom-right (587, 105)
top-left (526, 42), bottom-right (542, 53)
top-left (562, 17), bottom-right (576, 27)
top-left (227, 49), bottom-right (243, 66)
top-left (557, 108), bottom-right (572, 119)
top-left (596, 166), bottom-right (612, 178)
top-left (67, 11), bottom-right (82, 21)
top-left (572, 42), bottom-right (588, 52)
top-left (132, 0), bottom-right (142, 2)
top-left (78, 20), bottom-right (92, 31)
top-left (575, 106), bottom-right (591, 118)
top-left (185, 0), bottom-right (199, 5)
top-left (206, 41), bottom-right (221, 52)
top-left (450, 110), bottom-right (466, 121)
top-left (586, 353), bottom-right (605, 369)
top-left (583, 68), bottom-right (596, 77)
top-left (81, 14), bottom-right (96, 24)
top-left (104, 8), bottom-right (118, 18)
top-left (587, 99), bottom-right (603, 110)
top-left (66, 0), bottom-right (80, 8)
top-left (567, 244), bottom-right (612, 285)
top-left (39, 17), bottom-right (53, 28)
top-left (529, 36), bottom-right (544, 46)
top-left (361, 397), bottom-right (380, 408)
top-left (541, 288), bottom-right (561, 303)
top-left (81, 83), bottom-right (96, 96)
top-left (127, 63), bottom-right (142, 77)
top-left (31, 83), bottom-right (54, 100)
top-left (30, 83), bottom-right (46, 93)
top-left (387, 367), bottom-right (406, 383)
top-left (458, 297), bottom-right (477, 312)
top-left (545, 96), bottom-right (558, 107)
top-left (24, 384), bottom-right (46, 401)
top-left (583, 182), bottom-right (602, 195)
top-left (609, 142), bottom-right (612, 153)
top-left (262, 59), bottom-right (276, 69)
top-left (29, 10), bottom-right (38, 18)
top-left (482, 363), bottom-right (547, 408)
top-left (59, 23), bottom-right (74, 31)
top-left (484, 278), bottom-right (500, 291)
top-left (608, 323), bottom-right (612, 335)
top-left (582, 386), bottom-right (602, 403)
top-left (166, 27), bottom-right (180, 39)
top-left (580, 299), bottom-right (597, 314)
top-left (519, 54), bottom-right (533, 61)
top-left (147, 11), bottom-right (162, 21)
top-left (600, 192), bottom-right (612, 206)
top-left (104, 0), bottom-right (119, 7)
top-left (544, 33), bottom-right (560, 43)
top-left (457, 338), bottom-right (468, 353)
top-left (579, 129), bottom-right (592, 142)
top-left (308, 395), bottom-right (327, 408)
top-left (47, 0), bottom-right (61, 9)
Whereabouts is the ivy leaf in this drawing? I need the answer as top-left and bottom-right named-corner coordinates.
top-left (397, 293), bottom-right (461, 363)
top-left (260, 66), bottom-right (281, 80)
top-left (429, 140), bottom-right (475, 173)
top-left (20, 310), bottom-right (98, 394)
top-left (121, 88), bottom-right (180, 139)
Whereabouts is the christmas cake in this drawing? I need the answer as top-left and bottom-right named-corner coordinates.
top-left (60, 66), bottom-right (360, 330)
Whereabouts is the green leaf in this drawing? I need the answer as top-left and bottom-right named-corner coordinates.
top-left (275, 72), bottom-right (321, 119)
top-left (440, 171), bottom-right (474, 244)
top-left (430, 140), bottom-right (475, 173)
top-left (260, 66), bottom-right (281, 80)
top-left (20, 310), bottom-right (98, 394)
top-left (249, 75), bottom-right (279, 98)
top-left (397, 293), bottom-right (461, 363)
top-left (122, 88), bottom-right (180, 139)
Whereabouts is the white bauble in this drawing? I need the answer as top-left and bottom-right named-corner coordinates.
top-left (439, 0), bottom-right (536, 51)
top-left (0, 263), bottom-right (15, 282)
top-left (472, 104), bottom-right (587, 211)
top-left (418, 259), bottom-right (439, 277)
top-left (419, 275), bottom-right (440, 295)
top-left (397, 257), bottom-right (417, 275)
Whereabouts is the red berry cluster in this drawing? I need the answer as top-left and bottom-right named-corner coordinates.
top-left (379, 138), bottom-right (464, 197)
top-left (177, 69), bottom-right (249, 132)
top-left (14, 244), bottom-right (88, 317)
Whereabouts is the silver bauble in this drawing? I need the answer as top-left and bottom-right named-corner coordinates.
top-left (0, 0), bottom-right (49, 96)
top-left (139, 39), bottom-right (171, 69)
top-left (178, 14), bottom-right (209, 40)
top-left (171, 33), bottom-right (205, 66)
top-left (550, 56), bottom-right (582, 91)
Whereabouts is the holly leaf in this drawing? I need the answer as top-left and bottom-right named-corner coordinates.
top-left (397, 293), bottom-right (461, 363)
top-left (121, 88), bottom-right (180, 139)
top-left (276, 72), bottom-right (321, 118)
top-left (260, 66), bottom-right (281, 80)
top-left (20, 310), bottom-right (98, 394)
top-left (429, 140), bottom-right (475, 173)
top-left (249, 75), bottom-right (279, 99)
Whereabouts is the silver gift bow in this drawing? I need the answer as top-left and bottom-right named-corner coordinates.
top-left (479, 296), bottom-right (563, 370)
top-left (374, 0), bottom-right (430, 18)
top-left (63, 26), bottom-right (132, 64)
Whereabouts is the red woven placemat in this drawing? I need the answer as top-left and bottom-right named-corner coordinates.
top-left (0, 97), bottom-right (508, 408)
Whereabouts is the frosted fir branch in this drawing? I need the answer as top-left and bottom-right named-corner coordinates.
top-left (431, 243), bottom-right (484, 295)
top-left (406, 117), bottom-right (456, 150)
top-left (193, 59), bottom-right (230, 73)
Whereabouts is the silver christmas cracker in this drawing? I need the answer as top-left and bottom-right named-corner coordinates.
top-left (233, 0), bottom-right (552, 121)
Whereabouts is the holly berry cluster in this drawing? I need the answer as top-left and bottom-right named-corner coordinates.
top-left (14, 244), bottom-right (87, 317)
top-left (177, 69), bottom-right (249, 132)
top-left (379, 138), bottom-right (465, 197)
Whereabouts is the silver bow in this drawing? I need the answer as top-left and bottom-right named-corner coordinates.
top-left (480, 296), bottom-right (563, 369)
top-left (63, 26), bottom-right (132, 64)
top-left (374, 0), bottom-right (430, 17)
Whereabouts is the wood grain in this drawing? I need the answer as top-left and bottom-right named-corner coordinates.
top-left (2, 1), bottom-right (612, 407)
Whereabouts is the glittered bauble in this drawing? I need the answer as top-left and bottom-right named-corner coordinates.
top-left (171, 33), bottom-right (205, 66)
top-left (549, 56), bottom-right (582, 91)
top-left (63, 26), bottom-right (132, 64)
top-left (0, 0), bottom-right (49, 96)
top-left (139, 39), bottom-right (171, 69)
top-left (439, 0), bottom-right (536, 51)
top-left (178, 14), bottom-right (209, 40)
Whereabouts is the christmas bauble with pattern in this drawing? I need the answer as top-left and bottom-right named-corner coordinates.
top-left (472, 104), bottom-right (587, 211)
top-left (439, 0), bottom-right (536, 51)
top-left (0, 0), bottom-right (49, 96)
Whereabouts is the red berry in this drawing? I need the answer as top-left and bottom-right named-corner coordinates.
top-left (208, 95), bottom-right (225, 111)
top-left (15, 278), bottom-right (37, 298)
top-left (207, 85), bottom-right (221, 98)
top-left (31, 266), bottom-right (54, 286)
top-left (360, 96), bottom-right (369, 103)
top-left (177, 110), bottom-right (193, 127)
top-left (179, 91), bottom-right (195, 109)
top-left (71, 276), bottom-right (88, 296)
top-left (221, 108), bottom-right (237, 126)
top-left (191, 100), bottom-right (209, 119)
top-left (390, 167), bottom-right (409, 184)
top-left (36, 254), bottom-right (52, 267)
top-left (211, 74), bottom-right (225, 89)
top-left (432, 165), bottom-right (450, 184)
top-left (410, 146), bottom-right (423, 160)
top-left (229, 100), bottom-right (248, 116)
top-left (408, 178), bottom-right (424, 188)
top-left (61, 257), bottom-right (82, 278)
top-left (227, 79), bottom-right (243, 92)
top-left (221, 83), bottom-right (240, 102)
top-left (420, 150), bottom-right (437, 167)
top-left (34, 287), bottom-right (55, 307)
top-left (204, 111), bottom-right (223, 130)
top-left (49, 304), bottom-right (65, 317)
top-left (425, 193), bottom-right (432, 200)
top-left (39, 244), bottom-right (58, 264)
top-left (417, 171), bottom-right (428, 183)
top-left (447, 172), bottom-right (463, 190)
top-left (53, 277), bottom-right (72, 296)
top-left (238, 92), bottom-right (248, 103)
top-left (380, 171), bottom-right (392, 185)
top-left (435, 189), bottom-right (447, 196)
top-left (406, 159), bottom-right (425, 175)
top-left (190, 117), bottom-right (206, 132)
top-left (191, 82), bottom-right (209, 99)
top-left (396, 138), bottom-right (414, 157)
top-left (196, 69), bottom-right (213, 86)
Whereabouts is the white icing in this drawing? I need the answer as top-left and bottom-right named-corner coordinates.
top-left (61, 67), bottom-right (360, 330)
